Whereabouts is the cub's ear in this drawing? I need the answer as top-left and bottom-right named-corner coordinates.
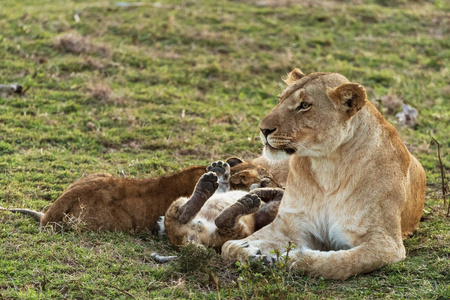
top-left (283, 68), bottom-right (306, 85)
top-left (230, 170), bottom-right (257, 186)
top-left (327, 83), bottom-right (367, 118)
top-left (226, 157), bottom-right (244, 168)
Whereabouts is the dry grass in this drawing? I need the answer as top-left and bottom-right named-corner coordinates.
top-left (88, 82), bottom-right (112, 102)
top-left (55, 32), bottom-right (110, 56)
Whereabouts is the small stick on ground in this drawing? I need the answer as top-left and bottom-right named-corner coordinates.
top-left (105, 284), bottom-right (136, 299)
top-left (430, 138), bottom-right (449, 217)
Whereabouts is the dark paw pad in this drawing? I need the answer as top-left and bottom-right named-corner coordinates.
top-left (239, 194), bottom-right (261, 209)
top-left (207, 161), bottom-right (230, 180)
top-left (199, 172), bottom-right (219, 192)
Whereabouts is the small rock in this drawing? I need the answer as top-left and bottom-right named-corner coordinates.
top-left (86, 121), bottom-right (96, 131)
top-left (396, 103), bottom-right (418, 127)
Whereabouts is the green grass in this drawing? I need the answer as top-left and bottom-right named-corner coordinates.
top-left (0, 0), bottom-right (449, 298)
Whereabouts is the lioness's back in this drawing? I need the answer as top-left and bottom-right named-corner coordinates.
top-left (402, 154), bottom-right (426, 236)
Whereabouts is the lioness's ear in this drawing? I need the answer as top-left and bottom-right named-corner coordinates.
top-left (327, 83), bottom-right (367, 118)
top-left (283, 68), bottom-right (306, 85)
top-left (226, 157), bottom-right (244, 168)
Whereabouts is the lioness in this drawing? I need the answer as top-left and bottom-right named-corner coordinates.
top-left (222, 69), bottom-right (426, 280)
top-left (164, 160), bottom-right (283, 250)
top-left (2, 158), bottom-right (284, 233)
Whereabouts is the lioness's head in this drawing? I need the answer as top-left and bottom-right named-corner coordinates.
top-left (260, 68), bottom-right (367, 160)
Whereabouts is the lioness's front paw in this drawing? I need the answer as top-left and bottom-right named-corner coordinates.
top-left (248, 253), bottom-right (279, 268)
top-left (222, 239), bottom-right (264, 263)
top-left (236, 243), bottom-right (278, 267)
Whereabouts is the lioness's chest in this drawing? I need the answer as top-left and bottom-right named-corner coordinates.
top-left (281, 188), bottom-right (367, 251)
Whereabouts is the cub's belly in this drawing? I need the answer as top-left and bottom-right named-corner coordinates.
top-left (200, 190), bottom-right (248, 219)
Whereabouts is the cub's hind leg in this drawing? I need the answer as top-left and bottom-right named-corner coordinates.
top-left (177, 172), bottom-right (219, 224)
top-left (214, 194), bottom-right (261, 240)
top-left (177, 160), bottom-right (230, 223)
top-left (164, 172), bottom-right (219, 246)
top-left (206, 160), bottom-right (231, 193)
top-left (250, 188), bottom-right (284, 231)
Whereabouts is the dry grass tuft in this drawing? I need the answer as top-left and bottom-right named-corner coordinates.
top-left (379, 95), bottom-right (403, 115)
top-left (88, 82), bottom-right (112, 101)
top-left (243, 0), bottom-right (350, 8)
top-left (55, 32), bottom-right (110, 56)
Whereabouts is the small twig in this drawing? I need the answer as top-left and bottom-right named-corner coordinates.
top-left (284, 241), bottom-right (292, 273)
top-left (430, 138), bottom-right (449, 217)
top-left (50, 221), bottom-right (65, 235)
top-left (105, 284), bottom-right (135, 299)
top-left (40, 274), bottom-right (47, 291)
top-left (9, 276), bottom-right (17, 290)
top-left (22, 85), bottom-right (31, 95)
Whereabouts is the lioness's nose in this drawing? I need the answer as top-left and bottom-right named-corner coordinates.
top-left (260, 127), bottom-right (276, 138)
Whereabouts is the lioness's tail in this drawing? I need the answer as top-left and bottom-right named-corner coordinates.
top-left (0, 207), bottom-right (44, 222)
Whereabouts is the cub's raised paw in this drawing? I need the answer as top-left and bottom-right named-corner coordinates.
top-left (198, 172), bottom-right (219, 195)
top-left (237, 194), bottom-right (261, 214)
top-left (207, 161), bottom-right (230, 192)
top-left (178, 172), bottom-right (218, 224)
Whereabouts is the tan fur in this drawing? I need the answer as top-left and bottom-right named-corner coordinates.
top-left (38, 166), bottom-right (206, 232)
top-left (251, 155), bottom-right (290, 187)
top-left (4, 158), bottom-right (283, 233)
top-left (165, 160), bottom-right (283, 250)
top-left (222, 70), bottom-right (426, 280)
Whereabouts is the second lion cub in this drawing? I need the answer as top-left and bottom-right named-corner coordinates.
top-left (164, 161), bottom-right (283, 250)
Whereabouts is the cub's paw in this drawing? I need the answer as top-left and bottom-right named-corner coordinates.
top-left (179, 172), bottom-right (218, 224)
top-left (197, 172), bottom-right (219, 195)
top-left (207, 161), bottom-right (230, 185)
top-left (238, 194), bottom-right (261, 214)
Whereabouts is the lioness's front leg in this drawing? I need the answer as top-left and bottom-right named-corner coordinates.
top-left (286, 233), bottom-right (405, 280)
top-left (221, 217), bottom-right (294, 263)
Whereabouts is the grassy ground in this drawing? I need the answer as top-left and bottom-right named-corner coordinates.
top-left (0, 0), bottom-right (449, 298)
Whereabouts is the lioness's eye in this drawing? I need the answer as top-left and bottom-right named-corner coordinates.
top-left (296, 102), bottom-right (311, 111)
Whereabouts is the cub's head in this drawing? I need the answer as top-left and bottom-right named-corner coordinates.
top-left (260, 68), bottom-right (367, 160)
top-left (227, 157), bottom-right (280, 191)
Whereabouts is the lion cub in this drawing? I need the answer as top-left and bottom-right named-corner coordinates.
top-left (1, 166), bottom-right (207, 232)
top-left (164, 160), bottom-right (283, 250)
top-left (2, 158), bottom-right (281, 234)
